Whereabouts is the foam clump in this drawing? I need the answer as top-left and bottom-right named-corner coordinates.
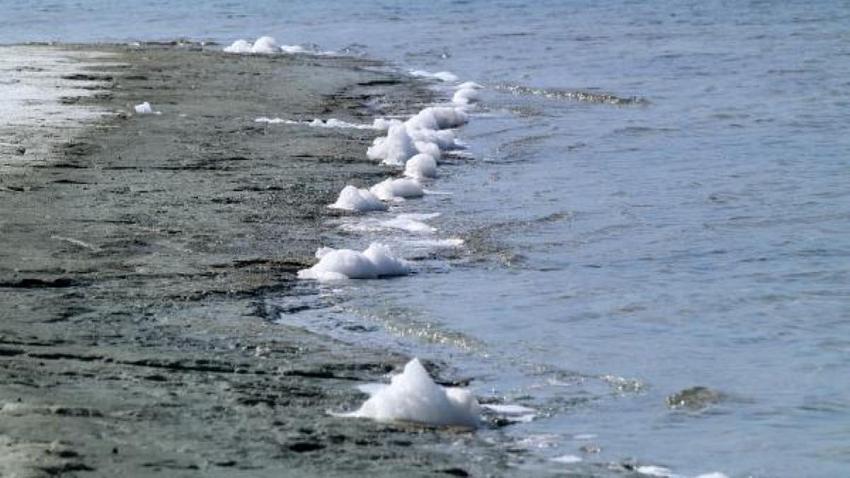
top-left (134, 102), bottom-right (154, 114)
top-left (410, 70), bottom-right (459, 82)
top-left (370, 178), bottom-right (424, 201)
top-left (341, 358), bottom-right (480, 428)
top-left (404, 153), bottom-right (438, 179)
top-left (368, 108), bottom-right (467, 165)
top-left (223, 39), bottom-right (252, 53)
top-left (329, 185), bottom-right (387, 212)
top-left (406, 107), bottom-right (468, 131)
top-left (223, 36), bottom-right (279, 54)
top-left (453, 81), bottom-right (483, 105)
top-left (298, 243), bottom-right (409, 281)
top-left (366, 121), bottom-right (418, 166)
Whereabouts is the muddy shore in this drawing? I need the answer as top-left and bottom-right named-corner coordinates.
top-left (0, 44), bottom-right (516, 477)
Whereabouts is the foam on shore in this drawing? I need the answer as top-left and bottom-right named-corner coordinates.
top-left (404, 154), bottom-right (438, 179)
top-left (329, 185), bottom-right (387, 212)
top-left (369, 178), bottom-right (424, 201)
top-left (339, 358), bottom-right (480, 428)
top-left (224, 36), bottom-right (279, 54)
top-left (255, 117), bottom-right (386, 130)
top-left (298, 243), bottom-right (409, 281)
top-left (453, 81), bottom-right (483, 105)
top-left (367, 121), bottom-right (418, 166)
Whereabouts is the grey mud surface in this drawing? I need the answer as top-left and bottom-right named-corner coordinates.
top-left (0, 44), bottom-right (520, 478)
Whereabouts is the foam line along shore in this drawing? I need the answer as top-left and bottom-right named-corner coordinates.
top-left (0, 41), bottom-right (519, 476)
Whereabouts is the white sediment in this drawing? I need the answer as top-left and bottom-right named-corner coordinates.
top-left (337, 358), bottom-right (480, 428)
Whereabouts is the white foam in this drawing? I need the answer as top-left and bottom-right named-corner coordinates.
top-left (414, 141), bottom-right (442, 160)
top-left (369, 178), bottom-right (424, 201)
top-left (636, 466), bottom-right (678, 478)
top-left (367, 121), bottom-right (417, 166)
top-left (224, 36), bottom-right (280, 54)
top-left (329, 185), bottom-right (387, 212)
top-left (223, 39), bottom-right (252, 53)
top-left (404, 154), bottom-right (438, 179)
top-left (254, 117), bottom-right (295, 124)
top-left (633, 465), bottom-right (728, 478)
top-left (251, 36), bottom-right (279, 53)
top-left (338, 358), bottom-right (480, 428)
top-left (134, 101), bottom-right (154, 114)
top-left (255, 117), bottom-right (384, 129)
top-left (381, 213), bottom-right (438, 234)
top-left (298, 243), bottom-right (409, 281)
top-left (551, 455), bottom-right (583, 464)
top-left (452, 82), bottom-right (483, 105)
top-left (406, 106), bottom-right (468, 131)
top-left (409, 70), bottom-right (459, 82)
top-left (309, 118), bottom-right (383, 129)
top-left (407, 126), bottom-right (459, 150)
top-left (405, 238), bottom-right (464, 248)
top-left (280, 44), bottom-right (307, 54)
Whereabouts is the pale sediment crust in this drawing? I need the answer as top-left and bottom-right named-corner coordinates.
top-left (0, 44), bottom-right (509, 477)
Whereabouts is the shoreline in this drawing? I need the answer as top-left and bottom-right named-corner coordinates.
top-left (0, 43), bottom-right (509, 477)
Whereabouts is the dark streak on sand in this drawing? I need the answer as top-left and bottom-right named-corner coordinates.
top-left (0, 44), bottom-right (511, 477)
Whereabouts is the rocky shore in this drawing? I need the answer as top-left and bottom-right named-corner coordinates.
top-left (0, 44), bottom-right (510, 477)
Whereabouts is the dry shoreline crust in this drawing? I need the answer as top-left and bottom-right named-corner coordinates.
top-left (0, 44), bottom-right (505, 477)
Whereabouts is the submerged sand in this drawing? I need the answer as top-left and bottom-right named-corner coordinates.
top-left (0, 43), bottom-right (512, 477)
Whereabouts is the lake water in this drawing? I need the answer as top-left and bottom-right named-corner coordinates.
top-left (3, 1), bottom-right (849, 476)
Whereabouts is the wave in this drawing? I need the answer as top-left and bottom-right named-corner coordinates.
top-left (495, 84), bottom-right (649, 106)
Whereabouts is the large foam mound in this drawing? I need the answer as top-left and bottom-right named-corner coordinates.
top-left (224, 36), bottom-right (280, 54)
top-left (341, 358), bottom-right (480, 428)
top-left (369, 178), bottom-right (424, 201)
top-left (366, 121), bottom-right (417, 166)
top-left (223, 39), bottom-right (252, 53)
top-left (405, 107), bottom-right (468, 131)
top-left (251, 36), bottom-right (280, 53)
top-left (404, 153), bottom-right (438, 179)
top-left (329, 185), bottom-right (387, 212)
top-left (298, 243), bottom-right (409, 281)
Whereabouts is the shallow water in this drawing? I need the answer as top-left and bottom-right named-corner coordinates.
top-left (4, 1), bottom-right (850, 476)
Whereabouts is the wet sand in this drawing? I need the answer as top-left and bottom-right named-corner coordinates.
top-left (0, 44), bottom-right (509, 477)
